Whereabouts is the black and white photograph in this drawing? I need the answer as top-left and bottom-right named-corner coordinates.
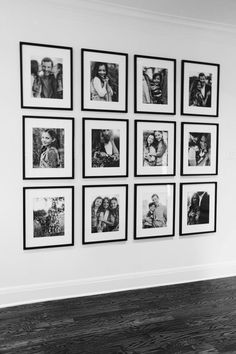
top-left (181, 122), bottom-right (218, 176)
top-left (134, 55), bottom-right (176, 114)
top-left (23, 116), bottom-right (74, 179)
top-left (134, 183), bottom-right (175, 239)
top-left (82, 49), bottom-right (128, 112)
top-left (83, 185), bottom-right (128, 244)
top-left (20, 42), bottom-right (73, 109)
top-left (23, 186), bottom-right (74, 249)
top-left (181, 60), bottom-right (220, 116)
top-left (135, 120), bottom-right (176, 176)
top-left (83, 118), bottom-right (128, 178)
top-left (180, 182), bottom-right (217, 236)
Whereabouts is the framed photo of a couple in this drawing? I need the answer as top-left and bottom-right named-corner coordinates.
top-left (181, 122), bottom-right (219, 176)
top-left (23, 116), bottom-right (74, 179)
top-left (20, 42), bottom-right (73, 110)
top-left (23, 186), bottom-right (74, 249)
top-left (134, 183), bottom-right (175, 239)
top-left (83, 118), bottom-right (128, 178)
top-left (180, 182), bottom-right (217, 236)
top-left (181, 60), bottom-right (220, 117)
top-left (81, 49), bottom-right (128, 112)
top-left (135, 120), bottom-right (176, 176)
top-left (134, 55), bottom-right (176, 114)
top-left (82, 185), bottom-right (128, 244)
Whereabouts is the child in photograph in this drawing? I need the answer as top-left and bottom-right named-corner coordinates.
top-left (90, 62), bottom-right (113, 101)
top-left (143, 134), bottom-right (156, 166)
top-left (154, 131), bottom-right (167, 166)
top-left (150, 73), bottom-right (163, 104)
top-left (143, 202), bottom-right (156, 228)
top-left (39, 129), bottom-right (61, 168)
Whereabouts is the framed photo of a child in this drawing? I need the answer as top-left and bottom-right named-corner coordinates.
top-left (181, 60), bottom-right (220, 117)
top-left (134, 55), bottom-right (176, 114)
top-left (134, 183), bottom-right (175, 240)
top-left (23, 186), bottom-right (74, 249)
top-left (81, 48), bottom-right (128, 112)
top-left (23, 116), bottom-right (74, 179)
top-left (181, 122), bottom-right (219, 176)
top-left (20, 42), bottom-right (73, 110)
top-left (83, 118), bottom-right (129, 178)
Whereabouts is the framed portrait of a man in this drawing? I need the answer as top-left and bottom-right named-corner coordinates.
top-left (181, 122), bottom-right (219, 176)
top-left (134, 183), bottom-right (175, 239)
top-left (135, 120), bottom-right (176, 176)
top-left (181, 60), bottom-right (220, 117)
top-left (20, 42), bottom-right (73, 110)
top-left (83, 118), bottom-right (129, 178)
top-left (82, 184), bottom-right (128, 244)
top-left (81, 49), bottom-right (128, 112)
top-left (134, 55), bottom-right (176, 114)
top-left (180, 182), bottom-right (217, 236)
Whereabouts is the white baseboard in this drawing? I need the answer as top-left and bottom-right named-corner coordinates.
top-left (1, 261), bottom-right (236, 308)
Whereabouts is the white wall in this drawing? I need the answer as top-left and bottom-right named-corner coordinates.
top-left (1, 0), bottom-right (236, 307)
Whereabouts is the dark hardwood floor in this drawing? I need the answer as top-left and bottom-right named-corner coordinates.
top-left (1, 277), bottom-right (236, 353)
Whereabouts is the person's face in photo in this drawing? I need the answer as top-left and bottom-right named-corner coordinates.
top-left (199, 74), bottom-right (206, 87)
top-left (197, 81), bottom-right (202, 91)
top-left (152, 195), bottom-right (159, 206)
top-left (153, 74), bottom-right (161, 84)
top-left (110, 199), bottom-right (118, 209)
top-left (149, 204), bottom-right (156, 212)
top-left (103, 198), bottom-right (109, 210)
top-left (41, 131), bottom-right (55, 147)
top-left (42, 61), bottom-right (53, 77)
top-left (155, 131), bottom-right (163, 142)
top-left (94, 198), bottom-right (102, 208)
top-left (147, 134), bottom-right (154, 145)
top-left (98, 65), bottom-right (107, 80)
top-left (200, 135), bottom-right (207, 149)
top-left (192, 193), bottom-right (199, 206)
top-left (102, 129), bottom-right (112, 143)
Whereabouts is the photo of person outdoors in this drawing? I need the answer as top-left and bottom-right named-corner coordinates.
top-left (32, 128), bottom-right (64, 169)
top-left (90, 61), bottom-right (119, 102)
top-left (33, 197), bottom-right (65, 237)
top-left (142, 193), bottom-right (167, 229)
top-left (143, 130), bottom-right (168, 167)
top-left (189, 72), bottom-right (212, 107)
top-left (91, 195), bottom-right (119, 233)
top-left (188, 132), bottom-right (211, 167)
top-left (187, 191), bottom-right (209, 225)
top-left (31, 57), bottom-right (63, 99)
top-left (142, 66), bottom-right (168, 105)
top-left (92, 129), bottom-right (120, 168)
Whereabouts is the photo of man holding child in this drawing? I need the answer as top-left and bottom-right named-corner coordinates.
top-left (142, 193), bottom-right (167, 229)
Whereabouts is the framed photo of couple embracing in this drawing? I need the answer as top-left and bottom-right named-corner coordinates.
top-left (134, 183), bottom-right (175, 240)
top-left (135, 120), bottom-right (176, 176)
top-left (181, 60), bottom-right (220, 117)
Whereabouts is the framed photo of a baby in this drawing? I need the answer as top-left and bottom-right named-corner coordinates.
top-left (134, 183), bottom-right (175, 239)
top-left (134, 55), bottom-right (176, 114)
top-left (20, 42), bottom-right (73, 110)
top-left (181, 60), bottom-right (220, 116)
top-left (23, 116), bottom-right (74, 179)
top-left (181, 122), bottom-right (219, 176)
top-left (180, 182), bottom-right (217, 236)
top-left (135, 120), bottom-right (176, 176)
top-left (83, 118), bottom-right (128, 178)
top-left (81, 49), bottom-right (128, 112)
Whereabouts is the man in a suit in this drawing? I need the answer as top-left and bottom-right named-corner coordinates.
top-left (199, 73), bottom-right (211, 107)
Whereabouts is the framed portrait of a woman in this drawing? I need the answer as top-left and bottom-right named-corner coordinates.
top-left (135, 120), bottom-right (176, 176)
top-left (81, 49), bottom-right (128, 112)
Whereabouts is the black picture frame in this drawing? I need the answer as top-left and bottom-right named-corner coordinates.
top-left (81, 48), bottom-right (128, 112)
top-left (23, 115), bottom-right (74, 180)
top-left (23, 186), bottom-right (74, 250)
top-left (179, 182), bottom-right (217, 236)
top-left (20, 42), bottom-right (73, 110)
top-left (134, 120), bottom-right (176, 177)
top-left (181, 122), bottom-right (219, 176)
top-left (83, 117), bottom-right (129, 178)
top-left (82, 184), bottom-right (128, 244)
top-left (181, 60), bottom-right (220, 117)
top-left (134, 54), bottom-right (176, 114)
top-left (134, 183), bottom-right (175, 240)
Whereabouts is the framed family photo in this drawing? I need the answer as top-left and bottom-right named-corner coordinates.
top-left (23, 116), bottom-right (74, 179)
top-left (135, 120), bottom-right (176, 176)
top-left (23, 186), bottom-right (74, 249)
top-left (181, 122), bottom-right (219, 176)
top-left (180, 182), bottom-right (217, 236)
top-left (134, 183), bottom-right (175, 239)
top-left (20, 42), bottom-right (73, 110)
top-left (81, 49), bottom-right (128, 112)
top-left (181, 60), bottom-right (220, 116)
top-left (134, 55), bottom-right (176, 114)
top-left (83, 118), bottom-right (128, 178)
top-left (82, 184), bottom-right (128, 244)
